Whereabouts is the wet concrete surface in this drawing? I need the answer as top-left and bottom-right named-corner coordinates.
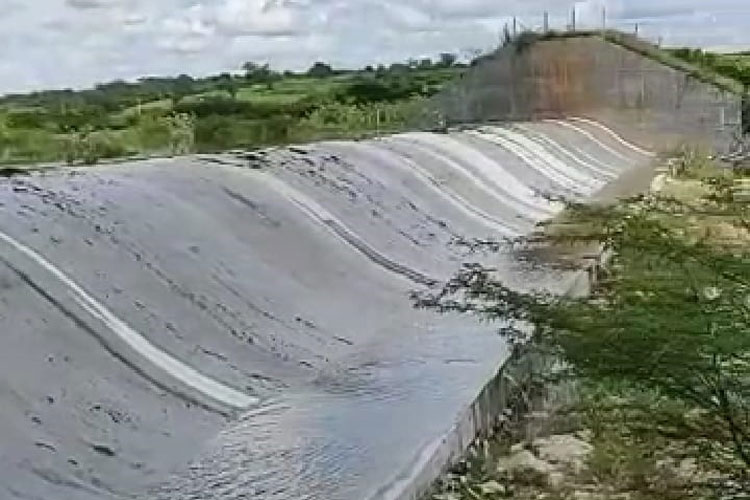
top-left (0, 120), bottom-right (651, 499)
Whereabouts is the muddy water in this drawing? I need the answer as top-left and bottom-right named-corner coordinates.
top-left (0, 120), bottom-right (651, 499)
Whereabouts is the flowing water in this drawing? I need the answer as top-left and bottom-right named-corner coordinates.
top-left (0, 120), bottom-right (651, 499)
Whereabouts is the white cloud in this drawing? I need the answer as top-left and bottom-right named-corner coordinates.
top-left (65, 0), bottom-right (133, 9)
top-left (1, 0), bottom-right (750, 93)
top-left (213, 0), bottom-right (305, 36)
top-left (574, 1), bottom-right (607, 28)
top-left (66, 0), bottom-right (113, 8)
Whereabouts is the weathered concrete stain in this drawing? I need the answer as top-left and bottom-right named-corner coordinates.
top-left (428, 35), bottom-right (742, 153)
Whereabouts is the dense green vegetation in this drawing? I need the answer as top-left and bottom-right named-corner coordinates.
top-left (669, 48), bottom-right (750, 88)
top-left (6, 32), bottom-right (750, 169)
top-left (416, 154), bottom-right (750, 495)
top-left (0, 58), bottom-right (464, 166)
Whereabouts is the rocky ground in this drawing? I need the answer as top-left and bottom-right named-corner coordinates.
top-left (428, 159), bottom-right (750, 500)
top-left (429, 396), bottom-right (748, 500)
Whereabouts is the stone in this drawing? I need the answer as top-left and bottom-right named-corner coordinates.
top-left (510, 442), bottom-right (527, 454)
top-left (573, 492), bottom-right (595, 500)
top-left (574, 429), bottom-right (593, 442)
top-left (497, 450), bottom-right (554, 486)
top-left (677, 457), bottom-right (698, 480)
top-left (91, 444), bottom-right (116, 457)
top-left (534, 434), bottom-right (593, 474)
top-left (433, 493), bottom-right (460, 500)
top-left (478, 480), bottom-right (505, 495)
top-left (547, 471), bottom-right (566, 490)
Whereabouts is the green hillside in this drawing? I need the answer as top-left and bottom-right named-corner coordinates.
top-left (0, 59), bottom-right (464, 167)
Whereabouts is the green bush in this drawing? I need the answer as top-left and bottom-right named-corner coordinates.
top-left (175, 95), bottom-right (317, 120)
top-left (64, 128), bottom-right (130, 165)
top-left (415, 161), bottom-right (750, 470)
top-left (194, 115), bottom-right (242, 150)
top-left (193, 115), bottom-right (294, 151)
top-left (130, 114), bottom-right (173, 152)
top-left (6, 109), bottom-right (49, 130)
top-left (164, 113), bottom-right (195, 154)
top-left (175, 96), bottom-right (256, 118)
top-left (0, 119), bottom-right (66, 163)
top-left (0, 60), bottom-right (465, 163)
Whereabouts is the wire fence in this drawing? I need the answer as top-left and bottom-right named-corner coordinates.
top-left (411, 15), bottom-right (746, 154)
top-left (499, 8), bottom-right (663, 47)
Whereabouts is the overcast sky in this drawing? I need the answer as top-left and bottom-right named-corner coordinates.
top-left (1, 0), bottom-right (749, 93)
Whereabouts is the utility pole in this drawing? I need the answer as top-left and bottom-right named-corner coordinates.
top-left (543, 11), bottom-right (549, 33)
top-left (602, 6), bottom-right (607, 31)
top-left (513, 16), bottom-right (517, 37)
top-left (571, 7), bottom-right (576, 32)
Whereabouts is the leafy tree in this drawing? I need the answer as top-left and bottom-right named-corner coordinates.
top-left (242, 61), bottom-right (261, 76)
top-left (216, 72), bottom-right (238, 100)
top-left (439, 52), bottom-right (457, 67)
top-left (241, 62), bottom-right (277, 83)
top-left (170, 74), bottom-right (195, 104)
top-left (164, 113), bottom-right (195, 154)
top-left (414, 171), bottom-right (750, 468)
top-left (6, 109), bottom-right (49, 130)
top-left (388, 62), bottom-right (409, 75)
top-left (307, 62), bottom-right (334, 78)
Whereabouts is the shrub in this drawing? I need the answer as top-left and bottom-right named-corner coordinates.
top-left (64, 128), bottom-right (129, 165)
top-left (6, 109), bottom-right (49, 130)
top-left (194, 115), bottom-right (242, 150)
top-left (414, 155), bottom-right (750, 470)
top-left (0, 123), bottom-right (66, 164)
top-left (130, 114), bottom-right (173, 152)
top-left (164, 113), bottom-right (195, 154)
top-left (193, 115), bottom-right (294, 151)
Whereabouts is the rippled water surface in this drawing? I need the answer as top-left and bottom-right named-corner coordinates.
top-left (0, 119), bottom-right (651, 499)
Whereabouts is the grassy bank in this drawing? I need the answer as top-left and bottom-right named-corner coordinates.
top-left (419, 153), bottom-right (750, 499)
top-left (3, 31), bottom-right (749, 169)
top-left (667, 48), bottom-right (750, 92)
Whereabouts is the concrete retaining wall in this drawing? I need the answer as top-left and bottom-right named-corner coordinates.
top-left (377, 355), bottom-right (516, 500)
top-left (380, 266), bottom-right (599, 500)
top-left (427, 35), bottom-right (744, 154)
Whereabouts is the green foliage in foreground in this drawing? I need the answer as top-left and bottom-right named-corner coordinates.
top-left (415, 162), bottom-right (750, 472)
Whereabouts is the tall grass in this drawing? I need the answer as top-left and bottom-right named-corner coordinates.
top-left (0, 96), bottom-right (428, 165)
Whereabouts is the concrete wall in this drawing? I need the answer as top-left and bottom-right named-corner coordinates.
top-left (380, 266), bottom-right (598, 500)
top-left (376, 354), bottom-right (516, 500)
top-left (428, 36), bottom-right (744, 154)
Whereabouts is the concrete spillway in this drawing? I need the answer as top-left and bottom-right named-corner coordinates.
top-left (0, 119), bottom-right (651, 500)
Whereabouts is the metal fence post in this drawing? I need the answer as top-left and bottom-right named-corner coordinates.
top-left (571, 7), bottom-right (576, 31)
